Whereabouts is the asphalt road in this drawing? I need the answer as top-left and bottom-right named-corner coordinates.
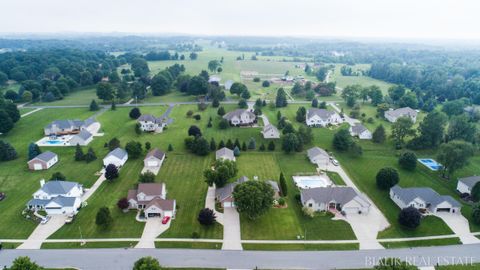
top-left (1, 244), bottom-right (479, 270)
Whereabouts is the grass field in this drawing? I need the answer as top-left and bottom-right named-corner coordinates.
top-left (155, 241), bottom-right (222, 249)
top-left (330, 64), bottom-right (396, 93)
top-left (34, 87), bottom-right (100, 106)
top-left (242, 243), bottom-right (359, 251)
top-left (41, 241), bottom-right (137, 249)
top-left (380, 237), bottom-right (461, 249)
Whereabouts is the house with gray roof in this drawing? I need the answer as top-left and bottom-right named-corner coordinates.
top-left (457, 176), bottom-right (480, 195)
top-left (301, 186), bottom-right (370, 214)
top-left (144, 148), bottom-right (166, 168)
top-left (215, 176), bottom-right (249, 208)
top-left (223, 109), bottom-right (256, 126)
top-left (390, 185), bottom-right (461, 214)
top-left (385, 107), bottom-right (417, 123)
top-left (44, 118), bottom-right (98, 136)
top-left (306, 109), bottom-right (342, 127)
top-left (267, 180), bottom-right (281, 199)
top-left (69, 130), bottom-right (93, 146)
top-left (138, 114), bottom-right (167, 133)
top-left (27, 151), bottom-right (58, 171)
top-left (349, 124), bottom-right (372, 139)
top-left (216, 147), bottom-right (235, 162)
top-left (127, 183), bottom-right (176, 219)
top-left (103, 148), bottom-right (128, 168)
top-left (27, 179), bottom-right (83, 215)
top-left (261, 124), bottom-right (280, 139)
top-left (307, 147), bottom-right (330, 165)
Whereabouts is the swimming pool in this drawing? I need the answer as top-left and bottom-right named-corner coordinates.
top-left (292, 175), bottom-right (332, 189)
top-left (45, 140), bottom-right (64, 145)
top-left (418, 158), bottom-right (443, 171)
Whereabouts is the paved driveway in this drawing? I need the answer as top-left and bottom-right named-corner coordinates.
top-left (135, 218), bottom-right (170, 249)
top-left (205, 186), bottom-right (224, 225)
top-left (434, 212), bottom-right (480, 244)
top-left (222, 208), bottom-right (242, 250)
top-left (17, 215), bottom-right (66, 249)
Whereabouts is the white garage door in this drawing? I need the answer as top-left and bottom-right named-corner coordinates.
top-left (34, 163), bottom-right (43, 170)
top-left (223, 202), bottom-right (233, 208)
top-left (342, 207), bottom-right (360, 214)
top-left (147, 161), bottom-right (158, 167)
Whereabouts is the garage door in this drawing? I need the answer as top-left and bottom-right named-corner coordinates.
top-left (342, 207), bottom-right (360, 214)
top-left (34, 163), bottom-right (43, 170)
top-left (223, 202), bottom-right (233, 208)
top-left (147, 161), bottom-right (158, 167)
top-left (436, 208), bottom-right (451, 212)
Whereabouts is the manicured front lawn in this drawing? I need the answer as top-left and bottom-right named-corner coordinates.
top-left (380, 237), bottom-right (461, 249)
top-left (242, 243), bottom-right (359, 251)
top-left (34, 86), bottom-right (100, 106)
top-left (41, 241), bottom-right (137, 249)
top-left (155, 241), bottom-right (221, 249)
top-left (327, 171), bottom-right (346, 186)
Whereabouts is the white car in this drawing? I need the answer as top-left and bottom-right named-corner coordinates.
top-left (331, 159), bottom-right (339, 166)
top-left (40, 216), bottom-right (51, 225)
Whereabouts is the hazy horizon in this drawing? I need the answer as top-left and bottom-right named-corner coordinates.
top-left (1, 0), bottom-right (480, 41)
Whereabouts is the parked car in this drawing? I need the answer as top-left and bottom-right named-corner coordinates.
top-left (331, 159), bottom-right (339, 166)
top-left (162, 216), bottom-right (171, 224)
top-left (65, 215), bottom-right (75, 224)
top-left (0, 192), bottom-right (5, 201)
top-left (40, 216), bottom-right (51, 225)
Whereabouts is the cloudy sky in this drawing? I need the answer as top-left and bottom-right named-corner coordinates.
top-left (1, 0), bottom-right (479, 40)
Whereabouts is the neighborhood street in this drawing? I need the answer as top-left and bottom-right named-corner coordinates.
top-left (1, 244), bottom-right (480, 270)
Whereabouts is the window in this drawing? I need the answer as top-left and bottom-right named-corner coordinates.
top-left (308, 203), bottom-right (313, 207)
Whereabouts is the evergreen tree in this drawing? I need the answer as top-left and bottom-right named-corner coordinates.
top-left (312, 98), bottom-right (318, 108)
top-left (242, 142), bottom-right (247, 151)
top-left (105, 164), bottom-right (119, 181)
top-left (233, 146), bottom-right (241, 156)
top-left (234, 138), bottom-right (241, 148)
top-left (135, 123), bottom-right (142, 135)
top-left (89, 99), bottom-right (99, 111)
top-left (74, 144), bottom-right (85, 161)
top-left (217, 106), bottom-right (226, 116)
top-left (275, 88), bottom-right (288, 107)
top-left (268, 141), bottom-right (276, 151)
top-left (28, 143), bottom-right (41, 160)
top-left (279, 172), bottom-right (287, 196)
top-left (226, 139), bottom-right (234, 149)
top-left (168, 144), bottom-right (173, 151)
top-left (212, 98), bottom-right (220, 108)
top-left (218, 140), bottom-right (225, 149)
top-left (145, 142), bottom-right (151, 151)
top-left (259, 143), bottom-right (266, 151)
top-left (85, 147), bottom-right (97, 163)
top-left (248, 137), bottom-right (256, 149)
top-left (372, 125), bottom-right (386, 143)
top-left (210, 138), bottom-right (217, 151)
top-left (111, 100), bottom-right (116, 110)
top-left (0, 140), bottom-right (17, 161)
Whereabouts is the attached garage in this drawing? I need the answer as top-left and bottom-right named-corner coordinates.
top-left (33, 163), bottom-right (43, 170)
top-left (436, 208), bottom-right (452, 213)
top-left (147, 160), bottom-right (159, 167)
top-left (223, 202), bottom-right (234, 208)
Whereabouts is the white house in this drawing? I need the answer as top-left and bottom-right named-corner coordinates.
top-left (27, 180), bottom-right (83, 215)
top-left (44, 118), bottom-right (99, 136)
top-left (223, 109), bottom-right (256, 126)
top-left (127, 183), bottom-right (176, 219)
top-left (144, 148), bottom-right (166, 168)
top-left (307, 147), bottom-right (330, 165)
top-left (103, 148), bottom-right (128, 168)
top-left (27, 151), bottom-right (58, 171)
top-left (390, 185), bottom-right (461, 214)
top-left (216, 147), bottom-right (235, 162)
top-left (306, 109), bottom-right (343, 127)
top-left (301, 186), bottom-right (370, 215)
top-left (261, 124), bottom-right (280, 139)
top-left (69, 130), bottom-right (93, 146)
top-left (349, 124), bottom-right (372, 139)
top-left (457, 176), bottom-right (480, 195)
top-left (137, 114), bottom-right (166, 133)
top-left (384, 107), bottom-right (418, 123)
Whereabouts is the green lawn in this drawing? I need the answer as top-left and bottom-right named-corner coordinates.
top-left (19, 108), bottom-right (35, 115)
top-left (34, 86), bottom-right (100, 106)
top-left (243, 243), bottom-right (359, 251)
top-left (155, 241), bottom-right (221, 249)
top-left (327, 171), bottom-right (346, 186)
top-left (380, 237), bottom-right (461, 249)
top-left (330, 63), bottom-right (396, 93)
top-left (0, 108), bottom-right (99, 239)
top-left (41, 241), bottom-right (137, 249)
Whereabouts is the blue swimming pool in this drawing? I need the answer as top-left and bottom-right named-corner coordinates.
top-left (45, 140), bottom-right (64, 145)
top-left (418, 158), bottom-right (443, 171)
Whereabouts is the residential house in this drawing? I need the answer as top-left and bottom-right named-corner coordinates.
top-left (390, 185), bottom-right (461, 214)
top-left (44, 118), bottom-right (98, 136)
top-left (301, 186), bottom-right (370, 214)
top-left (267, 180), bottom-right (281, 199)
top-left (127, 183), bottom-right (176, 219)
top-left (215, 176), bottom-right (249, 208)
top-left (306, 109), bottom-right (343, 127)
top-left (307, 147), bottom-right (330, 165)
top-left (28, 151), bottom-right (58, 171)
top-left (215, 147), bottom-right (235, 162)
top-left (137, 114), bottom-right (166, 133)
top-left (384, 107), bottom-right (418, 123)
top-left (261, 124), bottom-right (280, 139)
top-left (208, 76), bottom-right (221, 84)
top-left (144, 148), bottom-right (166, 168)
top-left (349, 124), bottom-right (372, 140)
top-left (457, 176), bottom-right (480, 195)
top-left (223, 109), bottom-right (256, 126)
top-left (27, 180), bottom-right (83, 215)
top-left (103, 148), bottom-right (128, 168)
top-left (69, 130), bottom-right (93, 146)
top-left (224, 80), bottom-right (234, 90)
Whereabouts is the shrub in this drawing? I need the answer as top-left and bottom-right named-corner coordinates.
top-left (398, 151), bottom-right (417, 171)
top-left (278, 197), bottom-right (286, 206)
top-left (473, 203), bottom-right (480, 225)
top-left (212, 98), bottom-right (220, 108)
top-left (139, 171), bottom-right (156, 183)
top-left (186, 110), bottom-right (194, 117)
top-left (197, 102), bottom-right (208, 111)
top-left (262, 80), bottom-right (270, 87)
top-left (95, 207), bottom-right (113, 229)
top-left (193, 114), bottom-right (201, 121)
top-left (105, 164), bottom-right (119, 181)
top-left (129, 107), bottom-right (141, 119)
top-left (217, 106), bottom-right (225, 116)
top-left (398, 206), bottom-right (421, 229)
top-left (253, 77), bottom-right (261, 82)
top-left (197, 208), bottom-right (217, 226)
top-left (117, 198), bottom-right (129, 210)
top-left (191, 232), bottom-right (200, 239)
top-left (168, 144), bottom-right (173, 151)
top-left (376, 167), bottom-right (399, 190)
top-left (219, 119), bottom-right (229, 129)
top-left (268, 141), bottom-right (275, 151)
top-left (259, 143), bottom-right (266, 151)
top-left (133, 257), bottom-right (161, 270)
top-left (233, 146), bottom-right (241, 156)
top-left (302, 206), bottom-right (315, 218)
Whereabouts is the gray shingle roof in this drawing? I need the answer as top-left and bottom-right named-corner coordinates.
top-left (307, 147), bottom-right (329, 160)
top-left (215, 176), bottom-right (249, 202)
top-left (34, 151), bottom-right (57, 162)
top-left (267, 180), bottom-right (280, 193)
top-left (385, 107), bottom-right (417, 118)
top-left (40, 181), bottom-right (81, 195)
top-left (391, 185), bottom-right (461, 208)
top-left (301, 186), bottom-right (370, 207)
top-left (138, 114), bottom-right (165, 124)
top-left (351, 124), bottom-right (368, 134)
top-left (307, 109), bottom-right (336, 120)
top-left (46, 119), bottom-right (95, 130)
top-left (263, 124), bottom-right (279, 134)
top-left (223, 109), bottom-right (255, 121)
top-left (49, 196), bottom-right (77, 207)
top-left (216, 147), bottom-right (234, 160)
top-left (27, 198), bottom-right (50, 207)
top-left (145, 148), bottom-right (165, 160)
top-left (107, 148), bottom-right (128, 160)
top-left (74, 130), bottom-right (93, 141)
top-left (458, 176), bottom-right (480, 189)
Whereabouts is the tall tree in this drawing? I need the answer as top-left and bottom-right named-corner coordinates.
top-left (391, 117), bottom-right (415, 146)
top-left (437, 140), bottom-right (474, 178)
top-left (233, 181), bottom-right (274, 220)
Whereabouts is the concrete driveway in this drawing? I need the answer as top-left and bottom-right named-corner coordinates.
top-left (222, 208), bottom-right (242, 250)
top-left (135, 218), bottom-right (170, 249)
top-left (205, 186), bottom-right (223, 225)
top-left (434, 212), bottom-right (480, 244)
top-left (17, 215), bottom-right (67, 249)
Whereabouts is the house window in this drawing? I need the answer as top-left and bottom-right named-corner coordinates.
top-left (308, 203), bottom-right (313, 207)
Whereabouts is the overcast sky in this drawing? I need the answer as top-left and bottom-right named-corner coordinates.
top-left (1, 0), bottom-right (479, 40)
